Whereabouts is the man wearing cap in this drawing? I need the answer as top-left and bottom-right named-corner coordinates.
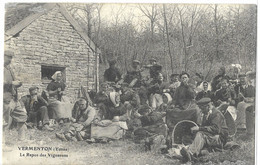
top-left (180, 98), bottom-right (228, 162)
top-left (234, 74), bottom-right (255, 130)
top-left (4, 50), bottom-right (22, 100)
top-left (143, 58), bottom-right (162, 80)
top-left (3, 50), bottom-right (27, 141)
top-left (20, 86), bottom-right (53, 131)
top-left (104, 59), bottom-right (122, 83)
top-left (124, 60), bottom-right (143, 88)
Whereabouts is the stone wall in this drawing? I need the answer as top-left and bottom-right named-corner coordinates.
top-left (5, 6), bottom-right (99, 102)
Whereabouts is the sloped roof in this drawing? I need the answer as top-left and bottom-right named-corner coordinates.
top-left (5, 3), bottom-right (101, 54)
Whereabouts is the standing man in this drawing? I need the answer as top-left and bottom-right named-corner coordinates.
top-left (3, 50), bottom-right (27, 141)
top-left (20, 86), bottom-right (53, 131)
top-left (104, 59), bottom-right (122, 83)
top-left (180, 98), bottom-right (228, 162)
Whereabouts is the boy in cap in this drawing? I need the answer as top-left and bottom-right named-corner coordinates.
top-left (180, 97), bottom-right (228, 162)
top-left (20, 86), bottom-right (53, 131)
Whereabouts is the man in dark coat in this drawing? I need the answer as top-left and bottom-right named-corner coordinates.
top-left (211, 67), bottom-right (226, 92)
top-left (213, 77), bottom-right (236, 107)
top-left (166, 72), bottom-right (200, 146)
top-left (181, 98), bottom-right (229, 162)
top-left (104, 60), bottom-right (122, 83)
top-left (20, 86), bottom-right (53, 131)
top-left (3, 50), bottom-right (27, 141)
top-left (133, 105), bottom-right (168, 152)
top-left (172, 72), bottom-right (196, 110)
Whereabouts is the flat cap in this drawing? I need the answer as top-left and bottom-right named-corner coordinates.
top-left (4, 50), bottom-right (14, 57)
top-left (197, 97), bottom-right (211, 105)
top-left (149, 58), bottom-right (156, 62)
top-left (133, 60), bottom-right (140, 64)
top-left (238, 73), bottom-right (246, 78)
top-left (29, 86), bottom-right (39, 92)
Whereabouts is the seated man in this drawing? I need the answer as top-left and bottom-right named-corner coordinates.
top-left (166, 72), bottom-right (200, 133)
top-left (234, 74), bottom-right (255, 129)
top-left (148, 73), bottom-right (170, 108)
top-left (120, 83), bottom-right (141, 109)
top-left (124, 60), bottom-right (143, 88)
top-left (169, 73), bottom-right (181, 97)
top-left (133, 105), bottom-right (168, 152)
top-left (181, 98), bottom-right (229, 162)
top-left (56, 98), bottom-right (96, 141)
top-left (213, 77), bottom-right (236, 107)
top-left (20, 86), bottom-right (53, 131)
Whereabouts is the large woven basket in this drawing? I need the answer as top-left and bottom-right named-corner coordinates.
top-left (172, 120), bottom-right (198, 146)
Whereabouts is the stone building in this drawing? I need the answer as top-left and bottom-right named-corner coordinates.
top-left (4, 3), bottom-right (100, 101)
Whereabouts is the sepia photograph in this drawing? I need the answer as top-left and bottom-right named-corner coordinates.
top-left (2, 1), bottom-right (257, 164)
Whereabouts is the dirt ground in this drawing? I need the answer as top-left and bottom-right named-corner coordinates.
top-left (2, 125), bottom-right (255, 165)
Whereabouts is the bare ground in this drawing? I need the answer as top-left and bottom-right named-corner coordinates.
top-left (2, 125), bottom-right (255, 165)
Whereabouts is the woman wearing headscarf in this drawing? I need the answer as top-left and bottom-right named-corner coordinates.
top-left (47, 71), bottom-right (67, 123)
top-left (106, 92), bottom-right (131, 121)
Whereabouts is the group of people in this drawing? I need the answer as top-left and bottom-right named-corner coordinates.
top-left (3, 49), bottom-right (256, 163)
top-left (3, 50), bottom-right (71, 141)
top-left (98, 58), bottom-right (255, 162)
